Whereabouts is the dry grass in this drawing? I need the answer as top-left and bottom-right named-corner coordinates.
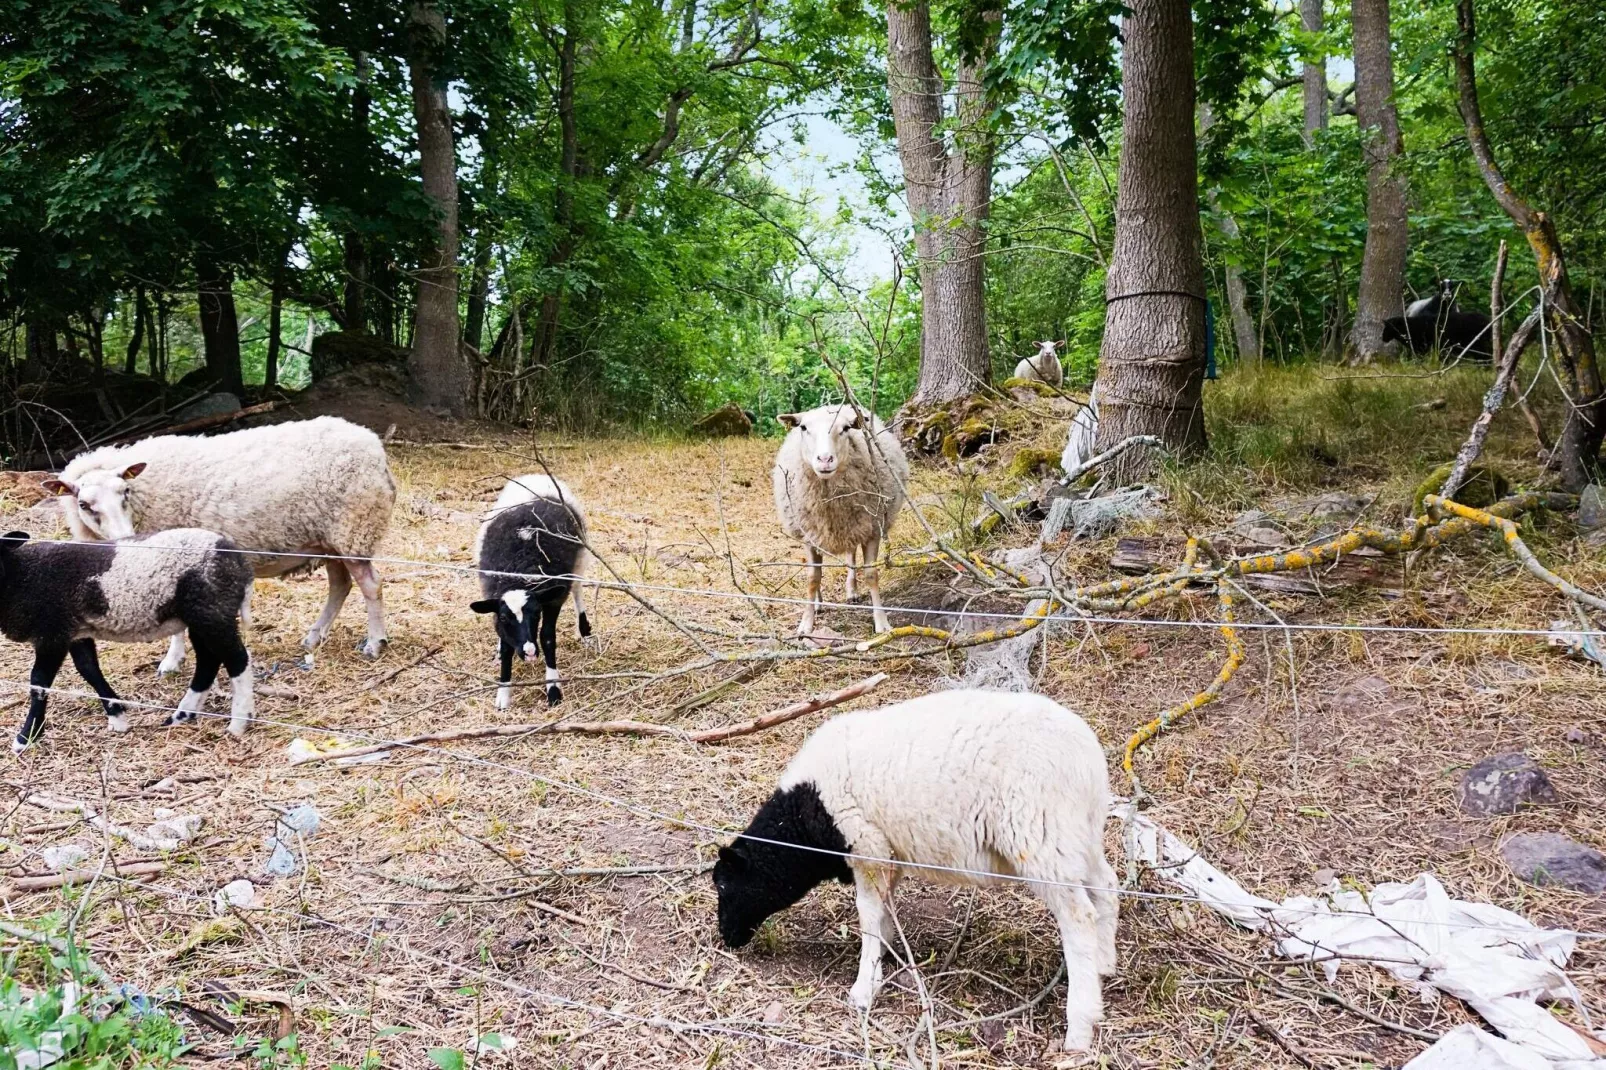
top-left (2, 366), bottom-right (1604, 1069)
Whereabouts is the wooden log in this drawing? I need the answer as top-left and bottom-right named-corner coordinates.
top-left (4, 860), bottom-right (167, 896)
top-left (1111, 537), bottom-right (1403, 595)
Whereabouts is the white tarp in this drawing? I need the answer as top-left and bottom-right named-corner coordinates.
top-left (1120, 808), bottom-right (1606, 1068)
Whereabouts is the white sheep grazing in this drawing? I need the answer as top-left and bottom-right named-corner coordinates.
top-left (45, 416), bottom-right (396, 668)
top-left (772, 404), bottom-right (908, 636)
top-left (1013, 340), bottom-right (1065, 387)
top-left (713, 690), bottom-right (1118, 1053)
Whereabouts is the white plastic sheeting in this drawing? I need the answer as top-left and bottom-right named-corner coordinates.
top-left (1121, 808), bottom-right (1606, 1068)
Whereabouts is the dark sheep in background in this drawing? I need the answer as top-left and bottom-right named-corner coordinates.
top-left (1383, 308), bottom-right (1494, 362)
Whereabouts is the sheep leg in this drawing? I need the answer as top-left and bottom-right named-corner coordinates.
top-left (69, 639), bottom-right (128, 735)
top-left (13, 644), bottom-right (67, 754)
top-left (844, 546), bottom-right (857, 601)
top-left (218, 633), bottom-right (253, 738)
top-left (167, 648), bottom-right (220, 728)
top-left (157, 633), bottom-right (187, 677)
top-left (495, 640), bottom-right (514, 710)
top-left (570, 580), bottom-right (593, 641)
top-left (1038, 883), bottom-right (1104, 1053)
top-left (346, 559), bottom-right (388, 659)
top-left (847, 868), bottom-right (896, 1013)
top-left (862, 534), bottom-right (889, 634)
top-left (798, 544), bottom-right (822, 637)
top-left (302, 559), bottom-right (354, 660)
top-left (1088, 850), bottom-right (1120, 976)
top-left (539, 602), bottom-right (562, 707)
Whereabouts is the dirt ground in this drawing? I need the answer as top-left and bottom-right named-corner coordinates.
top-left (3, 411), bottom-right (1605, 1069)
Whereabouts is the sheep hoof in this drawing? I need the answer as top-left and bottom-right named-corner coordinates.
top-left (106, 715), bottom-right (130, 734)
top-left (545, 685), bottom-right (563, 707)
top-left (12, 735), bottom-right (31, 756)
top-left (298, 653), bottom-right (316, 671)
top-left (156, 658), bottom-right (183, 678)
top-left (846, 986), bottom-right (874, 1014)
top-left (495, 686), bottom-right (512, 710)
top-left (1060, 1025), bottom-right (1095, 1058)
top-left (359, 638), bottom-right (387, 659)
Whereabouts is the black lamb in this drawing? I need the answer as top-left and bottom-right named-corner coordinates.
top-left (0, 528), bottom-right (256, 752)
top-left (471, 475), bottom-right (592, 709)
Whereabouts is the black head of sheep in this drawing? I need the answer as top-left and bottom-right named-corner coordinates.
top-left (713, 782), bottom-right (854, 948)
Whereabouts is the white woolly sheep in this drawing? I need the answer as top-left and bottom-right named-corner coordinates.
top-left (0, 528), bottom-right (256, 751)
top-left (472, 475), bottom-right (592, 709)
top-left (45, 416), bottom-right (396, 668)
top-left (772, 404), bottom-right (908, 636)
top-left (1013, 340), bottom-right (1065, 386)
top-left (713, 689), bottom-right (1118, 1052)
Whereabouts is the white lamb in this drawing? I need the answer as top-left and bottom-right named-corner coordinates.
top-left (713, 690), bottom-right (1118, 1053)
top-left (772, 404), bottom-right (908, 636)
top-left (45, 416), bottom-right (396, 668)
top-left (1013, 339), bottom-right (1065, 387)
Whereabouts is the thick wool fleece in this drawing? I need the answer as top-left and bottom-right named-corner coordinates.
top-left (472, 474), bottom-right (586, 563)
top-left (1013, 348), bottom-right (1064, 386)
top-left (59, 416), bottom-right (395, 574)
top-left (771, 410), bottom-right (908, 557)
top-left (777, 690), bottom-right (1110, 885)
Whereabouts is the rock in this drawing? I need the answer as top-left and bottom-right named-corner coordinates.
top-left (691, 403), bottom-right (754, 437)
top-left (172, 391), bottom-right (240, 423)
top-left (1580, 485), bottom-right (1606, 531)
top-left (214, 878), bottom-right (258, 913)
top-left (1231, 512), bottom-right (1291, 547)
top-left (762, 1000), bottom-right (785, 1025)
top-left (262, 803), bottom-right (321, 877)
top-left (146, 813), bottom-right (204, 848)
top-left (1567, 728), bottom-right (1589, 744)
top-left (1500, 832), bottom-right (1606, 893)
top-left (309, 330), bottom-right (408, 382)
top-left (1458, 754), bottom-right (1560, 816)
top-left (1331, 675), bottom-right (1395, 714)
top-left (39, 844), bottom-right (90, 872)
top-left (1311, 868), bottom-right (1337, 887)
top-left (1298, 492), bottom-right (1368, 522)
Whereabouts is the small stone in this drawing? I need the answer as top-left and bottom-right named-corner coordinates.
top-left (762, 1000), bottom-right (785, 1025)
top-left (1567, 728), bottom-right (1589, 744)
top-left (1501, 833), bottom-right (1606, 894)
top-left (39, 845), bottom-right (90, 872)
top-left (1331, 675), bottom-right (1395, 714)
top-left (1580, 485), bottom-right (1606, 532)
top-left (213, 879), bottom-right (258, 913)
top-left (1311, 868), bottom-right (1337, 887)
top-left (1300, 492), bottom-right (1369, 522)
top-left (1457, 753), bottom-right (1560, 816)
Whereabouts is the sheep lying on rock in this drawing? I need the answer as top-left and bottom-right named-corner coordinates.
top-left (1013, 340), bottom-right (1065, 386)
top-left (0, 529), bottom-right (256, 751)
top-left (713, 690), bottom-right (1118, 1052)
top-left (472, 475), bottom-right (592, 709)
top-left (46, 416), bottom-right (396, 669)
top-left (772, 404), bottom-right (908, 636)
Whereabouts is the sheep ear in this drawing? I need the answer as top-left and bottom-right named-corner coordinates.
top-left (777, 412), bottom-right (800, 429)
top-left (846, 407), bottom-right (865, 430)
top-left (121, 463), bottom-right (147, 480)
top-left (718, 845), bottom-right (748, 872)
top-left (470, 599), bottom-right (500, 615)
top-left (41, 479), bottom-right (75, 497)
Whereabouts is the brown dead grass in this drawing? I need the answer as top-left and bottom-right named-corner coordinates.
top-left (1, 370), bottom-right (1604, 1069)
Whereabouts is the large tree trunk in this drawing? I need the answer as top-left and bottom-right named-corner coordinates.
top-left (1454, 0), bottom-right (1602, 487)
top-left (886, 0), bottom-right (993, 406)
top-left (1301, 0), bottom-right (1328, 146)
top-left (406, 0), bottom-right (470, 413)
top-left (1350, 0), bottom-right (1408, 364)
top-left (195, 250), bottom-right (245, 396)
top-left (124, 286), bottom-right (148, 375)
top-left (531, 11), bottom-right (580, 373)
top-left (1091, 0), bottom-right (1208, 480)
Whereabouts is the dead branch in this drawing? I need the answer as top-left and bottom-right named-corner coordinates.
top-left (290, 672), bottom-right (888, 764)
top-left (1063, 434), bottom-right (1165, 484)
top-left (5, 860), bottom-right (166, 896)
top-left (1442, 304), bottom-right (1542, 499)
top-left (1425, 495), bottom-right (1606, 613)
top-left (109, 400), bottom-right (280, 444)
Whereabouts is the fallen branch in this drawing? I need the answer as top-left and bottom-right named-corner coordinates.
top-left (5, 860), bottom-right (166, 896)
top-left (0, 920), bottom-right (112, 984)
top-left (1442, 303), bottom-right (1542, 500)
top-left (109, 400), bottom-right (280, 444)
top-left (1063, 434), bottom-right (1164, 483)
top-left (1426, 495), bottom-right (1606, 613)
top-left (290, 672), bottom-right (889, 765)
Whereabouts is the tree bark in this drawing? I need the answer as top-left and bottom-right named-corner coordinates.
top-left (531, 9), bottom-right (580, 373)
top-left (1301, 0), bottom-right (1328, 147)
top-left (886, 0), bottom-right (993, 406)
top-left (1454, 0), bottom-right (1602, 487)
top-left (124, 286), bottom-right (148, 375)
top-left (1091, 0), bottom-right (1208, 480)
top-left (406, 0), bottom-right (470, 414)
top-left (1350, 0), bottom-right (1408, 364)
top-left (266, 250), bottom-right (287, 392)
top-left (195, 249), bottom-right (245, 396)
top-left (464, 235), bottom-right (492, 353)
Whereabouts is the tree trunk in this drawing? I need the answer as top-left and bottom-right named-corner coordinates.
top-left (886, 0), bottom-right (993, 406)
top-left (1200, 105), bottom-right (1258, 366)
top-left (464, 236), bottom-right (492, 353)
top-left (1301, 0), bottom-right (1328, 147)
top-left (1350, 0), bottom-right (1408, 364)
top-left (1454, 0), bottom-right (1602, 487)
top-left (531, 10), bottom-right (579, 372)
top-left (1091, 0), bottom-right (1208, 480)
top-left (344, 52), bottom-right (372, 334)
top-left (266, 251), bottom-right (286, 392)
top-left (406, 0), bottom-right (470, 413)
top-left (196, 250), bottom-right (245, 396)
top-left (124, 287), bottom-right (148, 375)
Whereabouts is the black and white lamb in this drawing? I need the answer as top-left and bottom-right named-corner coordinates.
top-left (471, 475), bottom-right (592, 709)
top-left (0, 529), bottom-right (256, 752)
top-left (713, 689), bottom-right (1118, 1053)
